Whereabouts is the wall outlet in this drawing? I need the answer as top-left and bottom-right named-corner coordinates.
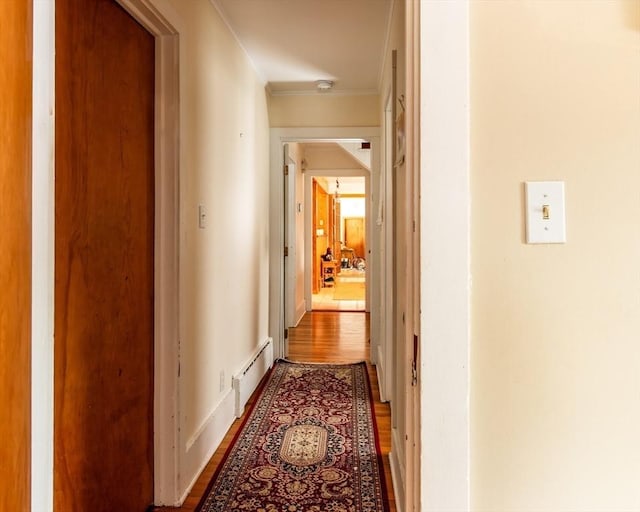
top-left (219, 371), bottom-right (225, 392)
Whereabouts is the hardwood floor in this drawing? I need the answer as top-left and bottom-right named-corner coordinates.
top-left (155, 311), bottom-right (395, 511)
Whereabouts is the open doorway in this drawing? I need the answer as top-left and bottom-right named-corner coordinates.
top-left (311, 176), bottom-right (367, 311)
top-left (281, 139), bottom-right (372, 331)
top-left (270, 128), bottom-right (381, 369)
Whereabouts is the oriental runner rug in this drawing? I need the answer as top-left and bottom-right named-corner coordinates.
top-left (196, 360), bottom-right (387, 512)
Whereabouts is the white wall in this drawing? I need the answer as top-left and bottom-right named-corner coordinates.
top-left (157, 0), bottom-right (271, 500)
top-left (471, 1), bottom-right (640, 510)
top-left (339, 197), bottom-right (365, 218)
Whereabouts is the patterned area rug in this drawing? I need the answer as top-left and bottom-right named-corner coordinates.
top-left (197, 360), bottom-right (386, 512)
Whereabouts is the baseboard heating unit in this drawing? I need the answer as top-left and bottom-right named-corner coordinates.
top-left (232, 337), bottom-right (273, 417)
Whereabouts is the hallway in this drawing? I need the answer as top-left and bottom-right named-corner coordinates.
top-left (3, 1), bottom-right (635, 510)
top-left (156, 312), bottom-right (395, 512)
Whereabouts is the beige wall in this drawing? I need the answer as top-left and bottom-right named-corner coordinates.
top-left (471, 1), bottom-right (640, 510)
top-left (268, 94), bottom-right (379, 127)
top-left (160, 0), bottom-right (271, 497)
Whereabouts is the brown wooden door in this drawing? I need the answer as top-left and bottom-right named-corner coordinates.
top-left (54, 0), bottom-right (155, 510)
top-left (0, 3), bottom-right (32, 510)
top-left (344, 217), bottom-right (366, 259)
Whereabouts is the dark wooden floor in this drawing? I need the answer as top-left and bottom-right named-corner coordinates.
top-left (156, 311), bottom-right (395, 511)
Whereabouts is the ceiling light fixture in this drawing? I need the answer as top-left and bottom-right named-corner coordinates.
top-left (316, 80), bottom-right (334, 92)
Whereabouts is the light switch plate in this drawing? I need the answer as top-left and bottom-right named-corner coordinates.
top-left (525, 181), bottom-right (566, 244)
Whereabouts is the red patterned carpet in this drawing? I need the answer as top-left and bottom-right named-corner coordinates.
top-left (197, 360), bottom-right (387, 512)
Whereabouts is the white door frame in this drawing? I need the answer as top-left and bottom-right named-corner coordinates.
top-left (418, 1), bottom-right (470, 510)
top-left (32, 3), bottom-right (55, 510)
top-left (378, 91), bottom-right (394, 404)
top-left (283, 145), bottom-right (298, 331)
top-left (116, 0), bottom-right (181, 505)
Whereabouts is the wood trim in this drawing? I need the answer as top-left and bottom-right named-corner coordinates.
top-left (0, 2), bottom-right (32, 510)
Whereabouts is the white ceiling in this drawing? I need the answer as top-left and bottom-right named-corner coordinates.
top-left (211, 0), bottom-right (393, 95)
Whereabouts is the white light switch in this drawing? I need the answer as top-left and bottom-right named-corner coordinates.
top-left (525, 181), bottom-right (566, 244)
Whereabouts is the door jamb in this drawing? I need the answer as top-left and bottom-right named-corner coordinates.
top-left (417, 2), bottom-right (471, 510)
top-left (116, 1), bottom-right (180, 505)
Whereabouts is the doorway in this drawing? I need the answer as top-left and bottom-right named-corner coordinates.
top-left (270, 129), bottom-right (381, 366)
top-left (311, 176), bottom-right (367, 312)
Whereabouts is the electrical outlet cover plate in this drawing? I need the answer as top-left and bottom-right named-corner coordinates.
top-left (525, 181), bottom-right (566, 244)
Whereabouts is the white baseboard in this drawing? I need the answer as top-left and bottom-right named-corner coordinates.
top-left (389, 450), bottom-right (405, 512)
top-left (294, 299), bottom-right (306, 327)
top-left (390, 428), bottom-right (406, 510)
top-left (375, 345), bottom-right (388, 402)
top-left (179, 388), bottom-right (236, 504)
